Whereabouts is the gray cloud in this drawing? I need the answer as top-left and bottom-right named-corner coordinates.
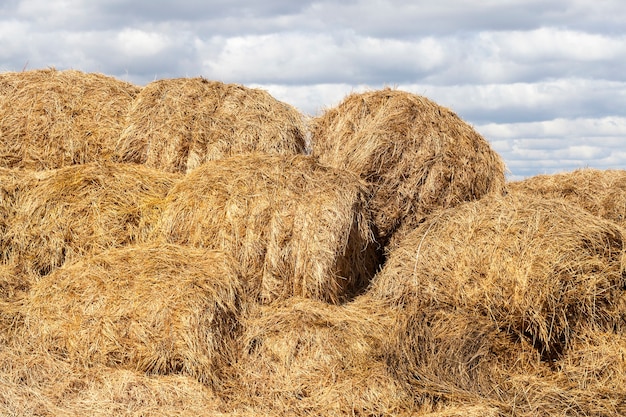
top-left (1, 0), bottom-right (625, 179)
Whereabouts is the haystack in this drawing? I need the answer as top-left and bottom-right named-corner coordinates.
top-left (509, 168), bottom-right (626, 228)
top-left (20, 243), bottom-right (243, 389)
top-left (225, 297), bottom-right (412, 416)
top-left (4, 161), bottom-right (181, 278)
top-left (372, 192), bottom-right (625, 359)
top-left (310, 88), bottom-right (506, 246)
top-left (370, 192), bottom-right (626, 414)
top-left (150, 153), bottom-right (380, 304)
top-left (0, 68), bottom-right (140, 170)
top-left (114, 78), bottom-right (306, 173)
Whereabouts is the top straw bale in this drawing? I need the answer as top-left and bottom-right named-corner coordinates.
top-left (0, 68), bottom-right (140, 170)
top-left (509, 168), bottom-right (626, 228)
top-left (114, 78), bottom-right (307, 173)
top-left (310, 88), bottom-right (506, 245)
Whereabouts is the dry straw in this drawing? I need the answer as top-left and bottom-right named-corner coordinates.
top-left (560, 329), bottom-right (626, 389)
top-left (226, 297), bottom-right (413, 416)
top-left (0, 347), bottom-right (224, 417)
top-left (310, 88), bottom-right (506, 245)
top-left (373, 192), bottom-right (625, 359)
top-left (370, 192), bottom-right (626, 415)
top-left (150, 153), bottom-right (381, 304)
top-left (20, 243), bottom-right (243, 389)
top-left (114, 78), bottom-right (307, 173)
top-left (4, 161), bottom-right (181, 278)
top-left (0, 68), bottom-right (140, 170)
top-left (0, 167), bottom-right (30, 262)
top-left (509, 168), bottom-right (626, 228)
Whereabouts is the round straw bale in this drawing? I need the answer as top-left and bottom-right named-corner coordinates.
top-left (0, 68), bottom-right (140, 170)
top-left (370, 193), bottom-right (626, 360)
top-left (114, 78), bottom-right (306, 173)
top-left (4, 162), bottom-right (181, 278)
top-left (151, 153), bottom-right (380, 304)
top-left (509, 168), bottom-right (626, 228)
top-left (20, 243), bottom-right (243, 388)
top-left (310, 88), bottom-right (506, 246)
top-left (227, 297), bottom-right (412, 416)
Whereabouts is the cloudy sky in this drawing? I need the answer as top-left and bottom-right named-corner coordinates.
top-left (1, 0), bottom-right (625, 179)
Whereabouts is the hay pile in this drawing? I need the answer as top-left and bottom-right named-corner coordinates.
top-left (114, 78), bottom-right (306, 173)
top-left (310, 88), bottom-right (506, 245)
top-left (3, 161), bottom-right (181, 278)
top-left (369, 192), bottom-right (626, 414)
top-left (2, 68), bottom-right (625, 416)
top-left (150, 153), bottom-right (380, 304)
top-left (0, 68), bottom-right (140, 170)
top-left (509, 168), bottom-right (626, 228)
top-left (225, 297), bottom-right (412, 416)
top-left (19, 243), bottom-right (243, 389)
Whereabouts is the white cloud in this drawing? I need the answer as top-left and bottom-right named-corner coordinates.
top-left (201, 32), bottom-right (449, 84)
top-left (477, 117), bottom-right (626, 178)
top-left (496, 28), bottom-right (626, 62)
top-left (116, 29), bottom-right (171, 57)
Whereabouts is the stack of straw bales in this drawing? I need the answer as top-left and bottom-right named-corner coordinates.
top-left (509, 168), bottom-right (626, 228)
top-left (3, 162), bottom-right (181, 278)
top-left (150, 153), bottom-right (380, 304)
top-left (114, 78), bottom-right (307, 173)
top-left (310, 88), bottom-right (506, 246)
top-left (370, 192), bottom-right (626, 415)
top-left (20, 243), bottom-right (243, 389)
top-left (0, 68), bottom-right (140, 170)
top-left (2, 68), bottom-right (625, 416)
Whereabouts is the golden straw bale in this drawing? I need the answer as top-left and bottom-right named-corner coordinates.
top-left (0, 68), bottom-right (140, 170)
top-left (226, 297), bottom-right (413, 416)
top-left (509, 168), bottom-right (626, 228)
top-left (310, 88), bottom-right (506, 245)
top-left (114, 78), bottom-right (306, 173)
top-left (372, 193), bottom-right (626, 415)
top-left (150, 153), bottom-right (380, 304)
top-left (0, 347), bottom-right (223, 417)
top-left (4, 162), bottom-right (181, 277)
top-left (20, 243), bottom-right (242, 388)
top-left (371, 193), bottom-right (625, 360)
